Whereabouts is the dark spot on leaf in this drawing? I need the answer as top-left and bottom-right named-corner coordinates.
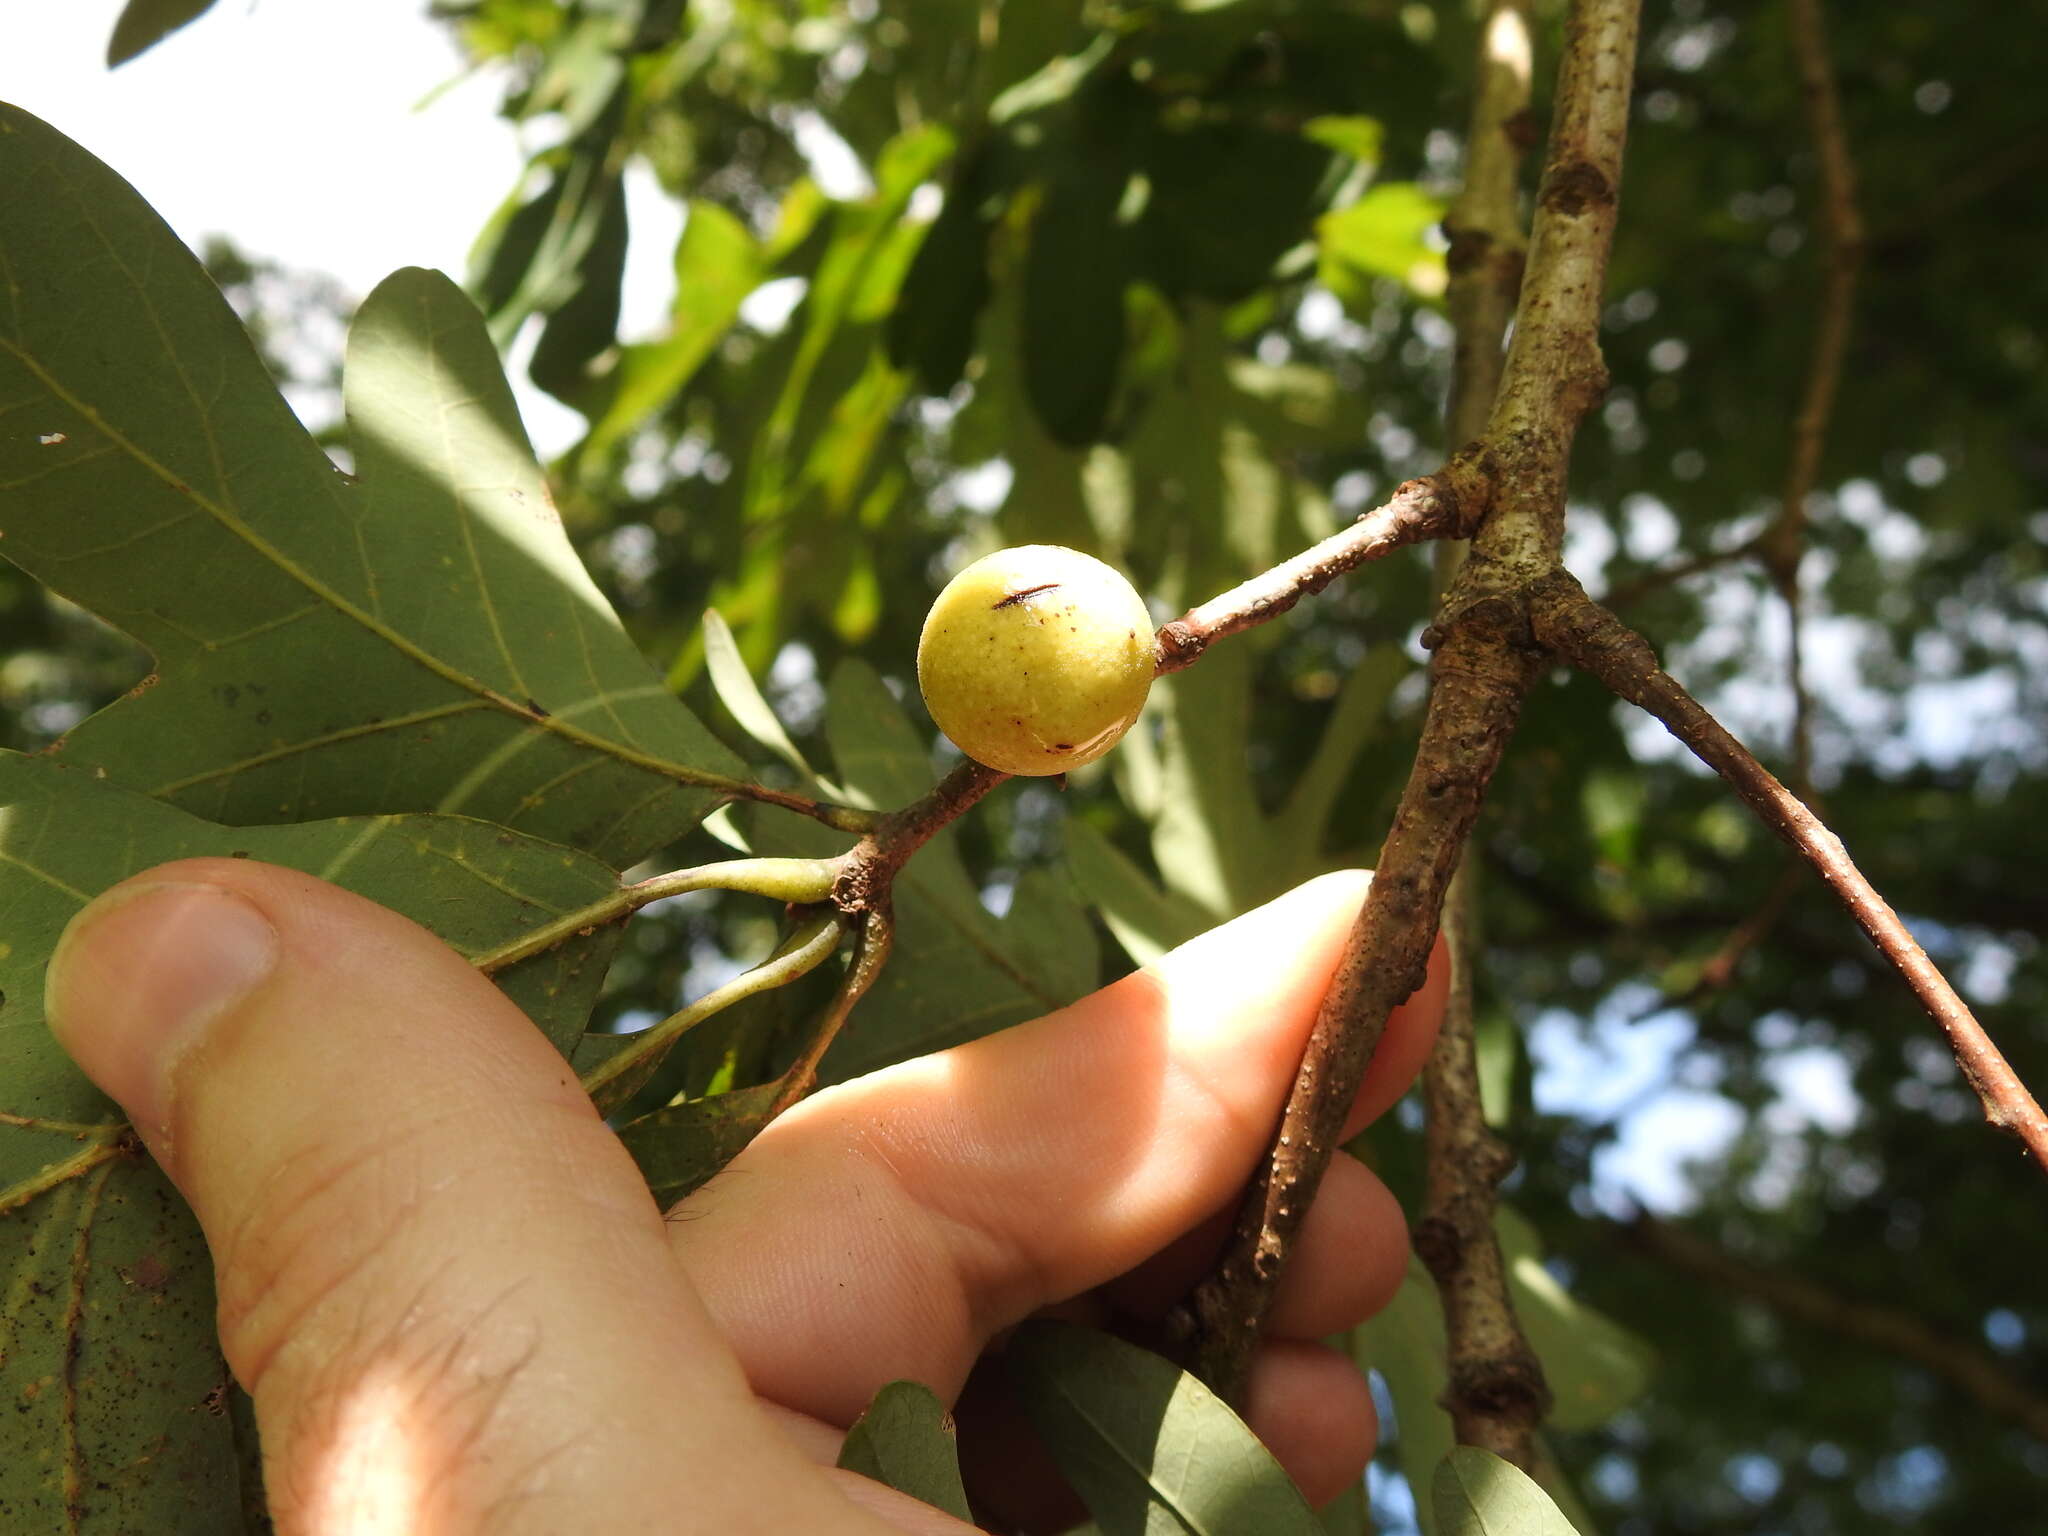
top-left (218, 684), bottom-right (239, 708)
top-left (120, 1253), bottom-right (173, 1291)
top-left (525, 697), bottom-right (551, 718)
top-left (993, 582), bottom-right (1060, 610)
top-left (254, 709), bottom-right (271, 725)
top-left (230, 849), bottom-right (251, 859)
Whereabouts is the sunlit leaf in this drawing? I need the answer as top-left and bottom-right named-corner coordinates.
top-left (584, 199), bottom-right (765, 461)
top-left (1317, 182), bottom-right (1448, 302)
top-left (1432, 1448), bottom-right (1583, 1536)
top-left (701, 609), bottom-right (814, 780)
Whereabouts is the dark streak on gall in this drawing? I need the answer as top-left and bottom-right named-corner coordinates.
top-left (993, 582), bottom-right (1061, 610)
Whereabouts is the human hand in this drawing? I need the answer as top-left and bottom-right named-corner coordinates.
top-left (46, 861), bottom-right (1444, 1533)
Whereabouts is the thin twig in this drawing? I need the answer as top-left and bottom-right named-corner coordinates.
top-left (1154, 464), bottom-right (1486, 676)
top-left (735, 782), bottom-right (879, 834)
top-left (1530, 573), bottom-right (2048, 1166)
top-left (580, 912), bottom-right (848, 1108)
top-left (1761, 0), bottom-right (1865, 799)
top-left (1620, 860), bottom-right (1802, 1026)
top-left (1622, 1214), bottom-right (2048, 1444)
top-left (1605, 534), bottom-right (1759, 609)
top-left (768, 909), bottom-right (895, 1117)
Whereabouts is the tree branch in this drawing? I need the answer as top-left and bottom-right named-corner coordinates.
top-left (1530, 573), bottom-right (2048, 1166)
top-left (1176, 0), bottom-right (1643, 1450)
top-left (1443, 0), bottom-right (1536, 455)
top-left (1621, 1214), bottom-right (2048, 1445)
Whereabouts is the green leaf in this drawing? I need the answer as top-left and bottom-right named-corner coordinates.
top-left (989, 32), bottom-right (1117, 125)
top-left (985, 0), bottom-right (1089, 101)
top-left (745, 125), bottom-right (954, 522)
top-left (1302, 115), bottom-right (1385, 165)
top-left (1064, 816), bottom-right (1212, 968)
top-left (1272, 646), bottom-right (1406, 859)
top-left (470, 171), bottom-right (569, 319)
top-left (1432, 1448), bottom-right (1583, 1536)
top-left (585, 200), bottom-right (765, 461)
top-left (0, 105), bottom-right (744, 872)
top-left (1023, 166), bottom-right (1131, 447)
top-left (998, 864), bottom-right (1103, 1005)
top-left (1317, 1481), bottom-right (1369, 1536)
top-left (519, 14), bottom-right (629, 139)
top-left (836, 1380), bottom-right (975, 1524)
top-left (1006, 1320), bottom-right (1323, 1536)
top-left (886, 149), bottom-right (997, 395)
top-left (1138, 125), bottom-right (1335, 301)
top-left (614, 1080), bottom-right (785, 1206)
top-left (529, 172), bottom-right (630, 406)
top-left (1146, 647), bottom-right (1266, 916)
top-left (106, 0), bottom-right (218, 65)
top-left (0, 752), bottom-right (620, 1533)
top-left (702, 609), bottom-right (815, 780)
top-left (1317, 182), bottom-right (1448, 303)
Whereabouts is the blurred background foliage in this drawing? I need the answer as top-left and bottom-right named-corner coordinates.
top-left (20, 0), bottom-right (2047, 1530)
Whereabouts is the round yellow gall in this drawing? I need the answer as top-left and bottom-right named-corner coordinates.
top-left (916, 545), bottom-right (1155, 776)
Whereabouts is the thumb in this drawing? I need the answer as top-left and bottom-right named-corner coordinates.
top-left (43, 858), bottom-right (862, 1534)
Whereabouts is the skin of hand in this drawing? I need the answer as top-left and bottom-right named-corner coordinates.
top-left (45, 859), bottom-right (1445, 1535)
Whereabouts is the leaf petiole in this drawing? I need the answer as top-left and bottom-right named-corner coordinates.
top-left (472, 855), bottom-right (845, 975)
top-left (579, 911), bottom-right (849, 1109)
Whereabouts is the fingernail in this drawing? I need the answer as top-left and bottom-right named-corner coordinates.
top-left (46, 881), bottom-right (279, 1143)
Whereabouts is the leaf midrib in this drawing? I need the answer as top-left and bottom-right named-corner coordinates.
top-left (0, 334), bottom-right (746, 801)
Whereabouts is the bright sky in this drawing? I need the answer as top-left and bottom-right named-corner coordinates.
top-left (1, 0), bottom-right (606, 451)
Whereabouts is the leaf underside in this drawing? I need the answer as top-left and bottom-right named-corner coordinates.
top-left (1006, 1320), bottom-right (1323, 1536)
top-left (836, 1379), bottom-right (974, 1523)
